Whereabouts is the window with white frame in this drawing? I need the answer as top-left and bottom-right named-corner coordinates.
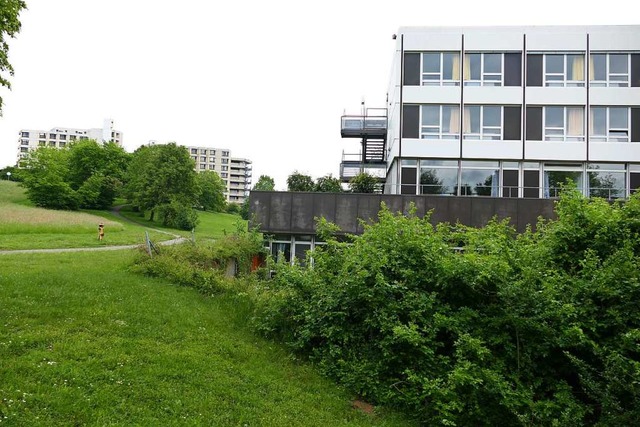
top-left (544, 106), bottom-right (584, 141)
top-left (463, 105), bottom-right (501, 140)
top-left (590, 107), bottom-right (630, 142)
top-left (420, 105), bottom-right (460, 139)
top-left (421, 52), bottom-right (460, 86)
top-left (590, 54), bottom-right (629, 87)
top-left (464, 53), bottom-right (502, 86)
top-left (544, 54), bottom-right (585, 87)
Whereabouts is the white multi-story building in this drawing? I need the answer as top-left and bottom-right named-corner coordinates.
top-left (17, 119), bottom-right (122, 163)
top-left (342, 25), bottom-right (640, 199)
top-left (185, 145), bottom-right (252, 203)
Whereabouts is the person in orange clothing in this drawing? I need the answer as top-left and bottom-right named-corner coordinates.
top-left (98, 223), bottom-right (105, 241)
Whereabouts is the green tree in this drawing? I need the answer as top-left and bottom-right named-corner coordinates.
top-left (0, 0), bottom-right (27, 114)
top-left (315, 174), bottom-right (342, 193)
top-left (21, 147), bottom-right (79, 210)
top-left (67, 140), bottom-right (130, 209)
top-left (287, 171), bottom-right (314, 192)
top-left (195, 170), bottom-right (226, 212)
top-left (124, 143), bottom-right (198, 225)
top-left (253, 175), bottom-right (275, 191)
top-left (349, 172), bottom-right (378, 193)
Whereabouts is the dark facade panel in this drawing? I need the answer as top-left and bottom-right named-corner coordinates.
top-left (250, 192), bottom-right (557, 235)
top-left (504, 53), bottom-right (522, 87)
top-left (503, 170), bottom-right (519, 197)
top-left (403, 52), bottom-right (421, 86)
top-left (526, 54), bottom-right (543, 87)
top-left (268, 192), bottom-right (292, 232)
top-left (291, 193), bottom-right (315, 233)
top-left (631, 173), bottom-right (640, 192)
top-left (526, 106), bottom-right (543, 141)
top-left (312, 193), bottom-right (337, 224)
top-left (448, 197), bottom-right (472, 225)
top-left (504, 106), bottom-right (521, 141)
top-left (631, 108), bottom-right (640, 142)
top-left (335, 195), bottom-right (359, 234)
top-left (402, 105), bottom-right (420, 139)
top-left (631, 54), bottom-right (640, 87)
top-left (356, 195), bottom-right (382, 234)
top-left (401, 165), bottom-right (418, 194)
top-left (470, 198), bottom-right (496, 228)
top-left (523, 170), bottom-right (540, 198)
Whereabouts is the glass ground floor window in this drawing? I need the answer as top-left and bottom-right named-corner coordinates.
top-left (393, 158), bottom-right (639, 199)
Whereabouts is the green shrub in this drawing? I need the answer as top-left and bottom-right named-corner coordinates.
top-left (251, 194), bottom-right (640, 425)
top-left (155, 199), bottom-right (200, 230)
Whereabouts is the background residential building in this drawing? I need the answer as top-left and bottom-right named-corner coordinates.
top-left (16, 119), bottom-right (122, 163)
top-left (184, 145), bottom-right (252, 203)
top-left (341, 25), bottom-right (640, 199)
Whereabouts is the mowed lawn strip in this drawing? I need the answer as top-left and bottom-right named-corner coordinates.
top-left (117, 204), bottom-right (245, 241)
top-left (0, 251), bottom-right (411, 426)
top-left (0, 181), bottom-right (169, 250)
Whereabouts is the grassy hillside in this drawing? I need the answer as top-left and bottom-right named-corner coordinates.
top-left (0, 250), bottom-right (411, 426)
top-left (0, 181), bottom-right (168, 250)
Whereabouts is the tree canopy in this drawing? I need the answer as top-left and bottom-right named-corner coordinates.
top-left (252, 175), bottom-right (275, 191)
top-left (0, 0), bottom-right (27, 114)
top-left (21, 140), bottom-right (130, 210)
top-left (286, 171), bottom-right (315, 192)
top-left (195, 170), bottom-right (226, 212)
top-left (124, 143), bottom-right (199, 229)
top-left (314, 174), bottom-right (342, 193)
top-left (348, 172), bottom-right (378, 193)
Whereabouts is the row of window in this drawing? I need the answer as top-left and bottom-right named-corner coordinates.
top-left (190, 148), bottom-right (229, 157)
top-left (404, 52), bottom-right (640, 88)
top-left (403, 104), bottom-right (640, 142)
top-left (397, 159), bottom-right (640, 199)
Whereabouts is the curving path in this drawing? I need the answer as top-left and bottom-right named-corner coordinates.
top-left (0, 205), bottom-right (188, 255)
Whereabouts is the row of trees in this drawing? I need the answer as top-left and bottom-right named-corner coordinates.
top-left (19, 141), bottom-right (227, 229)
top-left (286, 171), bottom-right (379, 193)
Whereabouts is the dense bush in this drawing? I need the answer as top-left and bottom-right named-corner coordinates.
top-left (154, 199), bottom-right (200, 230)
top-left (133, 227), bottom-right (265, 294)
top-left (252, 189), bottom-right (640, 425)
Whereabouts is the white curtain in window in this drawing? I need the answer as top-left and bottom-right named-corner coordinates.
top-left (452, 54), bottom-right (460, 81)
top-left (463, 106), bottom-right (472, 133)
top-left (463, 54), bottom-right (471, 80)
top-left (449, 107), bottom-right (460, 134)
top-left (589, 55), bottom-right (595, 81)
top-left (572, 56), bottom-right (585, 81)
top-left (567, 108), bottom-right (584, 136)
top-left (589, 108), bottom-right (595, 134)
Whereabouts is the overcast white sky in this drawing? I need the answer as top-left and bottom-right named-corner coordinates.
top-left (0, 0), bottom-right (636, 189)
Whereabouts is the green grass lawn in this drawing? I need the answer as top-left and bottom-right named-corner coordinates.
top-left (0, 250), bottom-right (411, 426)
top-left (117, 204), bottom-right (246, 241)
top-left (0, 182), bottom-right (172, 250)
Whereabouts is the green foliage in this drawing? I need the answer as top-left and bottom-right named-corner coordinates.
top-left (154, 198), bottom-right (199, 230)
top-left (0, 165), bottom-right (23, 182)
top-left (226, 202), bottom-right (241, 215)
top-left (253, 175), bottom-right (275, 191)
top-left (195, 170), bottom-right (226, 212)
top-left (287, 171), bottom-right (314, 192)
top-left (124, 143), bottom-right (198, 222)
top-left (252, 190), bottom-right (640, 425)
top-left (134, 228), bottom-right (266, 290)
top-left (349, 172), bottom-right (378, 193)
top-left (0, 0), bottom-right (26, 114)
top-left (21, 147), bottom-right (79, 210)
top-left (20, 141), bottom-right (129, 210)
top-left (315, 174), bottom-right (343, 193)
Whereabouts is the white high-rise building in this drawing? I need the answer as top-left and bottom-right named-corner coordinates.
top-left (16, 119), bottom-right (123, 163)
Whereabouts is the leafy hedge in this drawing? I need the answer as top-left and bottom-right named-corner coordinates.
top-left (252, 189), bottom-right (640, 426)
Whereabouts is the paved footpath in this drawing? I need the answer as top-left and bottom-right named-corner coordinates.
top-left (0, 205), bottom-right (188, 255)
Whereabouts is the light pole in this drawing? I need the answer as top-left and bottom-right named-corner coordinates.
top-left (6, 172), bottom-right (10, 181)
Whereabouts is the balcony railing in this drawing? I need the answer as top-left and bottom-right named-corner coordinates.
top-left (341, 115), bottom-right (387, 138)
